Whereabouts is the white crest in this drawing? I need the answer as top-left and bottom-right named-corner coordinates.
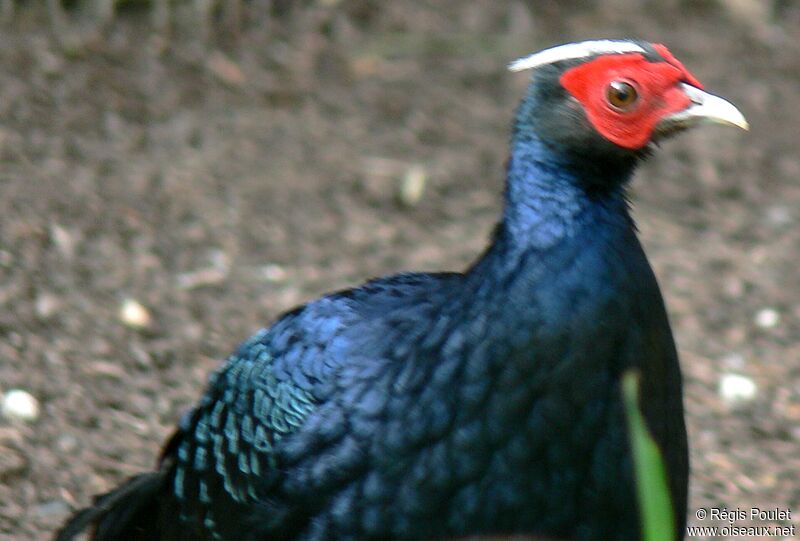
top-left (508, 40), bottom-right (646, 72)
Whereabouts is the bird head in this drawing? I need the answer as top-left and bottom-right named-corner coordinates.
top-left (508, 40), bottom-right (747, 179)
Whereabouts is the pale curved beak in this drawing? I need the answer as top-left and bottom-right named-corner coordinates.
top-left (658, 83), bottom-right (749, 134)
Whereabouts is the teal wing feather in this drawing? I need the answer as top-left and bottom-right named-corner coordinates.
top-left (165, 322), bottom-right (323, 535)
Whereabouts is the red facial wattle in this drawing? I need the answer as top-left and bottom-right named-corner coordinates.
top-left (559, 48), bottom-right (704, 150)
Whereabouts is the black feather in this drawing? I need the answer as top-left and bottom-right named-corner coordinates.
top-left (55, 473), bottom-right (163, 541)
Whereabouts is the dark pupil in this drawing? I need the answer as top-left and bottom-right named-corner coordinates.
top-left (608, 81), bottom-right (636, 107)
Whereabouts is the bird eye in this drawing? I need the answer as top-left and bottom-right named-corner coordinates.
top-left (606, 80), bottom-right (639, 111)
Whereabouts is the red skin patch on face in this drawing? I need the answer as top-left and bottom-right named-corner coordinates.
top-left (652, 43), bottom-right (703, 89)
top-left (559, 49), bottom-right (704, 149)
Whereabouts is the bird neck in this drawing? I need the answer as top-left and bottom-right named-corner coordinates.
top-left (466, 134), bottom-right (636, 283)
top-left (501, 133), bottom-right (634, 252)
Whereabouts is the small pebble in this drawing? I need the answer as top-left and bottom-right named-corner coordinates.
top-left (754, 308), bottom-right (780, 329)
top-left (119, 298), bottom-right (152, 329)
top-left (206, 50), bottom-right (246, 87)
top-left (177, 268), bottom-right (227, 290)
top-left (35, 293), bottom-right (61, 320)
top-left (31, 500), bottom-right (71, 526)
top-left (1, 389), bottom-right (40, 422)
top-left (261, 264), bottom-right (288, 283)
top-left (33, 499), bottom-right (71, 519)
top-left (398, 164), bottom-right (427, 207)
top-left (719, 373), bottom-right (757, 406)
top-left (50, 224), bottom-right (77, 259)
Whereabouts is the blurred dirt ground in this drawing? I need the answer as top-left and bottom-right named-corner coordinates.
top-left (0, 1), bottom-right (798, 539)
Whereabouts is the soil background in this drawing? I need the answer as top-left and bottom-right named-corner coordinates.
top-left (0, 2), bottom-right (798, 539)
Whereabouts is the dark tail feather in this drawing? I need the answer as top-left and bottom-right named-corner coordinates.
top-left (54, 472), bottom-right (163, 541)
